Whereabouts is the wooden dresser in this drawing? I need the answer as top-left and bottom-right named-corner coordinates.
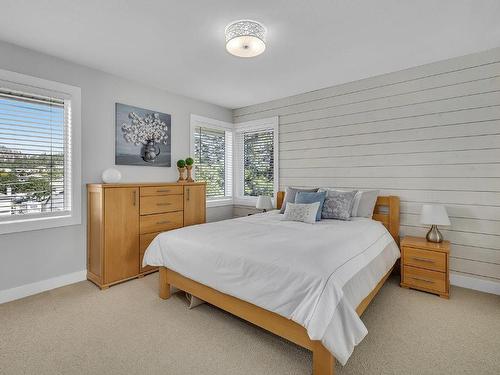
top-left (87, 182), bottom-right (206, 289)
top-left (400, 236), bottom-right (450, 298)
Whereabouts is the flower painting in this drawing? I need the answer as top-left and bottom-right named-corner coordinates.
top-left (115, 103), bottom-right (171, 167)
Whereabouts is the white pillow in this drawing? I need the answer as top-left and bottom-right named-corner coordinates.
top-left (282, 202), bottom-right (320, 224)
top-left (352, 190), bottom-right (379, 218)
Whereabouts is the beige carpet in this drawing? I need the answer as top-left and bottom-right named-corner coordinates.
top-left (0, 274), bottom-right (499, 375)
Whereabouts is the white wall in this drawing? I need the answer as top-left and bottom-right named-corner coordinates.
top-left (0, 41), bottom-right (232, 294)
top-left (234, 48), bottom-right (500, 292)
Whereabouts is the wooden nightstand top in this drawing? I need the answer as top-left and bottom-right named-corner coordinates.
top-left (401, 236), bottom-right (450, 253)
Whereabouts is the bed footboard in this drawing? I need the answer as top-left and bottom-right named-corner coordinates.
top-left (158, 266), bottom-right (336, 374)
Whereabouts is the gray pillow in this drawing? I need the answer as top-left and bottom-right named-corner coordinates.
top-left (282, 202), bottom-right (320, 224)
top-left (320, 189), bottom-right (358, 220)
top-left (280, 187), bottom-right (319, 214)
top-left (352, 190), bottom-right (379, 218)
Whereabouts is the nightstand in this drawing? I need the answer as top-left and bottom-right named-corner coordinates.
top-left (400, 236), bottom-right (450, 298)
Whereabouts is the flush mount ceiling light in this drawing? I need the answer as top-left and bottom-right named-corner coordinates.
top-left (225, 20), bottom-right (266, 58)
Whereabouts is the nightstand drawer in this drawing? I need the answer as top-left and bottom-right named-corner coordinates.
top-left (403, 265), bottom-right (446, 293)
top-left (402, 246), bottom-right (446, 272)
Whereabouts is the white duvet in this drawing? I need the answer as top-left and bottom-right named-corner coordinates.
top-left (143, 211), bottom-right (399, 365)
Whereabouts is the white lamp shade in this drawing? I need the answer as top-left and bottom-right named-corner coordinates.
top-left (256, 195), bottom-right (273, 210)
top-left (420, 204), bottom-right (451, 226)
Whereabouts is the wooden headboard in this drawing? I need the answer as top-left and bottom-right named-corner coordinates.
top-left (276, 191), bottom-right (400, 244)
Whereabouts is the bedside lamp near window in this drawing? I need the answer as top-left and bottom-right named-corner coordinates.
top-left (420, 204), bottom-right (451, 243)
top-left (256, 196), bottom-right (274, 213)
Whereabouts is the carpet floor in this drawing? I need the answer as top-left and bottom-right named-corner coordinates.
top-left (0, 274), bottom-right (499, 375)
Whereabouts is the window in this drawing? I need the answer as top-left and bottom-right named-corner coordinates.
top-left (234, 117), bottom-right (278, 204)
top-left (0, 69), bottom-right (81, 234)
top-left (190, 115), bottom-right (232, 206)
top-left (0, 93), bottom-right (66, 215)
top-left (193, 126), bottom-right (226, 198)
top-left (242, 130), bottom-right (274, 196)
top-left (190, 115), bottom-right (278, 207)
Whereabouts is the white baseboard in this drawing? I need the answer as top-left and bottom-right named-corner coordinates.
top-left (0, 270), bottom-right (87, 304)
top-left (450, 272), bottom-right (500, 295)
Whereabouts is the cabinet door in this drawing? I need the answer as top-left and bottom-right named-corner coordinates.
top-left (183, 185), bottom-right (206, 226)
top-left (104, 187), bottom-right (140, 284)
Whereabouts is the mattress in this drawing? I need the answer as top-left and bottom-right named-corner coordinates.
top-left (143, 211), bottom-right (400, 365)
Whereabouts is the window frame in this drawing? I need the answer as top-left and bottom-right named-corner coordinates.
top-left (0, 68), bottom-right (81, 234)
top-left (190, 115), bottom-right (233, 207)
top-left (233, 116), bottom-right (279, 207)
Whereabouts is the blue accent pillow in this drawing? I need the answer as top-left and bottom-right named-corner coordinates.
top-left (295, 191), bottom-right (326, 221)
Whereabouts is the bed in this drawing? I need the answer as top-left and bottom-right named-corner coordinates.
top-left (143, 192), bottom-right (400, 375)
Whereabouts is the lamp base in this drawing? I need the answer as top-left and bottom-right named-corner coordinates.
top-left (426, 225), bottom-right (444, 243)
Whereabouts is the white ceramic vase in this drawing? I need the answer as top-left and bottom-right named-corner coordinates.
top-left (102, 168), bottom-right (122, 183)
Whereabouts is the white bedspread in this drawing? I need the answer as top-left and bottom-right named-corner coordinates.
top-left (143, 211), bottom-right (399, 365)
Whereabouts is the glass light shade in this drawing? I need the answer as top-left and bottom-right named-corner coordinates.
top-left (256, 195), bottom-right (273, 210)
top-left (225, 20), bottom-right (266, 58)
top-left (226, 36), bottom-right (266, 57)
top-left (420, 204), bottom-right (451, 226)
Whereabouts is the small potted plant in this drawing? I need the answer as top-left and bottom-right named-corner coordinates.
top-left (176, 159), bottom-right (186, 182)
top-left (185, 157), bottom-right (194, 182)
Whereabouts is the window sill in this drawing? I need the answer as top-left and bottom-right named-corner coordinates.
top-left (234, 196), bottom-right (261, 207)
top-left (206, 198), bottom-right (234, 208)
top-left (233, 196), bottom-right (278, 209)
top-left (0, 212), bottom-right (81, 235)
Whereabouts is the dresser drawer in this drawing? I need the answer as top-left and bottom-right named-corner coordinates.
top-left (403, 265), bottom-right (446, 293)
top-left (402, 246), bottom-right (446, 272)
top-left (140, 195), bottom-right (183, 215)
top-left (140, 185), bottom-right (183, 197)
top-left (140, 211), bottom-right (183, 234)
top-left (139, 232), bottom-right (160, 273)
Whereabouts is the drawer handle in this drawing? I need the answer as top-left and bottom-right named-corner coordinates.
top-left (410, 276), bottom-right (435, 284)
top-left (156, 189), bottom-right (171, 193)
top-left (156, 220), bottom-right (171, 225)
top-left (411, 257), bottom-right (435, 263)
top-left (156, 203), bottom-right (172, 206)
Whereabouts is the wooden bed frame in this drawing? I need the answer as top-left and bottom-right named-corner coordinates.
top-left (158, 193), bottom-right (400, 375)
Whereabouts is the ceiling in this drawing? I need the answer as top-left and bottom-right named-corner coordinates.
top-left (0, 1), bottom-right (499, 109)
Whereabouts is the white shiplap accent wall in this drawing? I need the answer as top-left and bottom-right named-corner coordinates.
top-left (234, 47), bottom-right (500, 288)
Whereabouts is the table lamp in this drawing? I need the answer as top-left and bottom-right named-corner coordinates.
top-left (420, 204), bottom-right (451, 243)
top-left (256, 195), bottom-right (273, 213)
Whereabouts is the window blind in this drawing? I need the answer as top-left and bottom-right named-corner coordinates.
top-left (0, 90), bottom-right (67, 218)
top-left (194, 126), bottom-right (227, 198)
top-left (242, 129), bottom-right (274, 197)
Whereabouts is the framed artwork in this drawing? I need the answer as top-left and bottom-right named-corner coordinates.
top-left (115, 103), bottom-right (171, 167)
